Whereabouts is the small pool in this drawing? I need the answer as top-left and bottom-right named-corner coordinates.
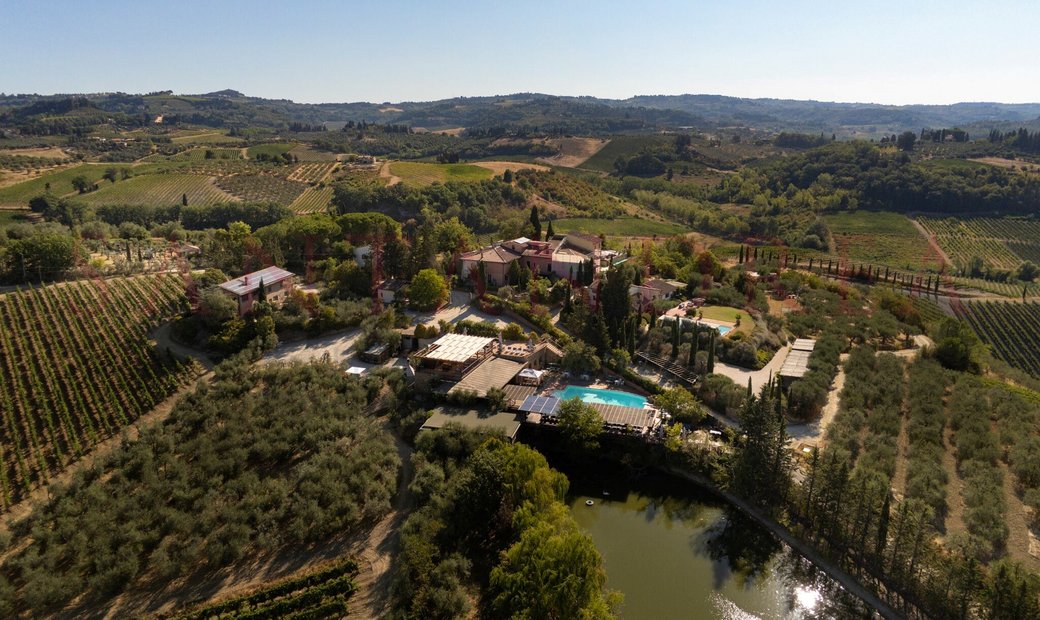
top-left (555, 386), bottom-right (648, 409)
top-left (716, 325), bottom-right (732, 335)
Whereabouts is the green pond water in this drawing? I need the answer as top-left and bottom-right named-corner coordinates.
top-left (565, 475), bottom-right (874, 620)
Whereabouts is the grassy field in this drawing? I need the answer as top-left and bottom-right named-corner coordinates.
top-left (178, 148), bottom-right (242, 161)
top-left (289, 186), bottom-right (334, 214)
top-left (288, 145), bottom-right (340, 161)
top-left (73, 174), bottom-right (235, 206)
top-left (0, 210), bottom-right (34, 226)
top-left (824, 211), bottom-right (941, 271)
top-left (0, 164), bottom-right (136, 206)
top-left (247, 143), bottom-right (296, 159)
top-left (579, 135), bottom-right (674, 173)
top-left (551, 217), bottom-right (684, 237)
top-left (389, 161), bottom-right (493, 185)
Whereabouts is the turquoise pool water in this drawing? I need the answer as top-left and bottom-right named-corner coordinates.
top-left (554, 386), bottom-right (648, 409)
top-left (716, 325), bottom-right (732, 335)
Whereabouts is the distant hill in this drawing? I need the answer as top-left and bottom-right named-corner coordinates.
top-left (0, 90), bottom-right (1038, 136)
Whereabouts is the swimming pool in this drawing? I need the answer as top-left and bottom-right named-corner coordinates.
top-left (555, 386), bottom-right (648, 409)
top-left (716, 325), bottom-right (732, 335)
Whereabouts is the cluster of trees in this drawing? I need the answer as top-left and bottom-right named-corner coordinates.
top-left (0, 359), bottom-right (401, 614)
top-left (948, 377), bottom-right (1009, 558)
top-left (763, 141), bottom-right (1040, 215)
top-left (988, 128), bottom-right (1040, 154)
top-left (392, 430), bottom-right (618, 619)
top-left (773, 132), bottom-right (832, 149)
top-left (332, 176), bottom-right (527, 234)
top-left (903, 359), bottom-right (950, 520)
top-left (715, 347), bottom-right (1040, 619)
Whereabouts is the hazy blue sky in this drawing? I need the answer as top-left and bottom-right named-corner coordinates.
top-left (3, 0), bottom-right (1038, 104)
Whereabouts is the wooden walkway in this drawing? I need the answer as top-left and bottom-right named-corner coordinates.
top-left (636, 352), bottom-right (699, 386)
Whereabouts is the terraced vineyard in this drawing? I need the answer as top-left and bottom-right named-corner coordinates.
top-left (215, 173), bottom-right (308, 205)
top-left (73, 173), bottom-right (236, 206)
top-left (824, 211), bottom-right (941, 271)
top-left (287, 162), bottom-right (337, 183)
top-left (919, 217), bottom-right (1040, 270)
top-left (177, 557), bottom-right (358, 620)
top-left (0, 274), bottom-right (199, 508)
top-left (290, 186), bottom-right (334, 214)
top-left (950, 276), bottom-right (1031, 298)
top-left (959, 300), bottom-right (1040, 377)
top-left (178, 147), bottom-right (243, 161)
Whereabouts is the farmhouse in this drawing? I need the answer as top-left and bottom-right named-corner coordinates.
top-left (218, 266), bottom-right (295, 316)
top-left (377, 279), bottom-right (407, 305)
top-left (629, 278), bottom-right (686, 311)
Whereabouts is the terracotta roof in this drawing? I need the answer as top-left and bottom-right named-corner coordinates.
top-left (459, 245), bottom-right (522, 264)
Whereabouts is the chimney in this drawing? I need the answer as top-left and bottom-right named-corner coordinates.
top-left (243, 275), bottom-right (249, 284)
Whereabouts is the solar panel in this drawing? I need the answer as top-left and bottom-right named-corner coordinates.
top-left (518, 395), bottom-right (561, 416)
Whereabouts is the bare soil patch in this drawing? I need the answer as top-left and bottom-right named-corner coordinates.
top-left (472, 161), bottom-right (549, 175)
top-left (430, 127), bottom-right (465, 136)
top-left (1, 147), bottom-right (69, 159)
top-left (539, 137), bottom-right (610, 168)
top-left (999, 460), bottom-right (1040, 571)
top-left (379, 161), bottom-right (400, 186)
top-left (969, 157), bottom-right (1040, 173)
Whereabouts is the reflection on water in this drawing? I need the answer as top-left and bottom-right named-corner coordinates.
top-left (565, 473), bottom-right (873, 620)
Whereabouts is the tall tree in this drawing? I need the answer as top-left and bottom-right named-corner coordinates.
top-left (529, 206), bottom-right (541, 242)
top-left (599, 265), bottom-right (633, 347)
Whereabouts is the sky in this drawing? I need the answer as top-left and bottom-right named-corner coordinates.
top-left (3, 0), bottom-right (1039, 105)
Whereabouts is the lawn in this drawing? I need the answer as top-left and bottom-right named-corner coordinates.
top-left (73, 174), bottom-right (235, 206)
top-left (551, 217), bottom-right (684, 238)
top-left (247, 143), bottom-right (296, 159)
top-left (823, 211), bottom-right (941, 271)
top-left (389, 162), bottom-right (493, 185)
top-left (697, 305), bottom-right (744, 323)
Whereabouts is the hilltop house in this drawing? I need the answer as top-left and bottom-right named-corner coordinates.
top-left (219, 266), bottom-right (295, 316)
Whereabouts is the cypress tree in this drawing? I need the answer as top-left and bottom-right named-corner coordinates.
top-left (738, 245), bottom-right (745, 263)
top-left (707, 331), bottom-right (715, 373)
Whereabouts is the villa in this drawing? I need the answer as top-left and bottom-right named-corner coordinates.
top-left (458, 234), bottom-right (603, 286)
top-left (218, 266), bottom-right (295, 316)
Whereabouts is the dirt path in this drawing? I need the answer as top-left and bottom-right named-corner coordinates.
top-left (347, 434), bottom-right (415, 618)
top-left (999, 460), bottom-right (1040, 571)
top-left (788, 353), bottom-right (849, 447)
top-left (379, 161), bottom-right (400, 186)
top-left (910, 218), bottom-right (953, 269)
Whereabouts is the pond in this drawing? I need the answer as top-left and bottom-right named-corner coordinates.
top-left (564, 471), bottom-right (875, 619)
